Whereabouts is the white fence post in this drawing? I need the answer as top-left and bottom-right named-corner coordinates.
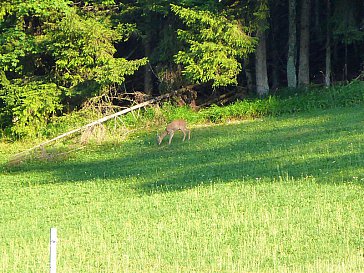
top-left (50, 228), bottom-right (57, 273)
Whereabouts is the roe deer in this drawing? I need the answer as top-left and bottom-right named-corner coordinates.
top-left (157, 119), bottom-right (191, 145)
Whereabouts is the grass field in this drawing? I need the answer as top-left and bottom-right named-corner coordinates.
top-left (1, 106), bottom-right (364, 272)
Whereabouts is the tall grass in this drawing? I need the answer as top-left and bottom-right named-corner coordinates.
top-left (1, 105), bottom-right (363, 272)
top-left (201, 81), bottom-right (364, 122)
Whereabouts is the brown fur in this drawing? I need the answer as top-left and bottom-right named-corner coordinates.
top-left (157, 119), bottom-right (191, 145)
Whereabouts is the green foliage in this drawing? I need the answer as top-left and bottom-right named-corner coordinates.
top-left (1, 0), bottom-right (363, 139)
top-left (0, 0), bottom-right (147, 137)
top-left (44, 108), bottom-right (101, 138)
top-left (172, 4), bottom-right (257, 87)
top-left (332, 0), bottom-right (364, 44)
top-left (47, 10), bottom-right (147, 89)
top-left (94, 58), bottom-right (148, 86)
top-left (200, 81), bottom-right (364, 122)
top-left (253, 0), bottom-right (270, 30)
top-left (0, 80), bottom-right (62, 137)
top-left (0, 0), bottom-right (72, 73)
top-left (0, 1), bottom-right (12, 21)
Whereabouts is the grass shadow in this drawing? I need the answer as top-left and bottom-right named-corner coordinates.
top-left (6, 107), bottom-right (364, 193)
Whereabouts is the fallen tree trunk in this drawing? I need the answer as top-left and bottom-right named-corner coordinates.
top-left (12, 90), bottom-right (179, 159)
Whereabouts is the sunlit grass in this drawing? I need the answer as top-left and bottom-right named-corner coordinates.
top-left (1, 106), bottom-right (363, 272)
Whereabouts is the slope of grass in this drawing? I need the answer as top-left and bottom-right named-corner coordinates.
top-left (1, 106), bottom-right (363, 272)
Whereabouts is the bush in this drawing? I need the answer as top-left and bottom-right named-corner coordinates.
top-left (0, 80), bottom-right (62, 138)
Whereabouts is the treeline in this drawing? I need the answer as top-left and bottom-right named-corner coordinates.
top-left (0, 0), bottom-right (363, 136)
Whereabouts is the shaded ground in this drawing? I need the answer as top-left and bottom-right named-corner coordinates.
top-left (5, 106), bottom-right (364, 193)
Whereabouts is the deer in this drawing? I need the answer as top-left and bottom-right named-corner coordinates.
top-left (157, 119), bottom-right (191, 145)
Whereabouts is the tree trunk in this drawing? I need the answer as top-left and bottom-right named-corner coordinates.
top-left (287, 0), bottom-right (297, 88)
top-left (243, 58), bottom-right (254, 93)
top-left (271, 5), bottom-right (280, 90)
top-left (325, 0), bottom-right (331, 87)
top-left (143, 38), bottom-right (153, 95)
top-left (143, 11), bottom-right (153, 95)
top-left (271, 47), bottom-right (280, 90)
top-left (344, 42), bottom-right (348, 82)
top-left (298, 0), bottom-right (311, 86)
top-left (314, 0), bottom-right (320, 31)
top-left (255, 29), bottom-right (269, 97)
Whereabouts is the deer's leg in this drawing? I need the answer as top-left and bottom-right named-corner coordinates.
top-left (182, 130), bottom-right (186, 141)
top-left (168, 131), bottom-right (175, 144)
top-left (187, 129), bottom-right (191, 140)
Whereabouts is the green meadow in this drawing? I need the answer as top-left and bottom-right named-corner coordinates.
top-left (1, 106), bottom-right (363, 272)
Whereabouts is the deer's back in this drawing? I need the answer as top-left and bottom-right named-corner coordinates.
top-left (166, 119), bottom-right (187, 131)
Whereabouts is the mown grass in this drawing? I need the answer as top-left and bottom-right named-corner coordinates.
top-left (1, 105), bottom-right (364, 272)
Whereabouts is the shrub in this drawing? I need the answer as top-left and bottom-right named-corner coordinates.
top-left (0, 80), bottom-right (62, 137)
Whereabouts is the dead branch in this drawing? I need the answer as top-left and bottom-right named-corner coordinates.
top-left (11, 90), bottom-right (180, 159)
top-left (80, 123), bottom-right (106, 145)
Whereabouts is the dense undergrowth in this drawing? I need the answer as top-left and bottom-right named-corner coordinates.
top-left (1, 81), bottom-right (364, 141)
top-left (53, 81), bottom-right (364, 136)
top-left (202, 81), bottom-right (364, 122)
